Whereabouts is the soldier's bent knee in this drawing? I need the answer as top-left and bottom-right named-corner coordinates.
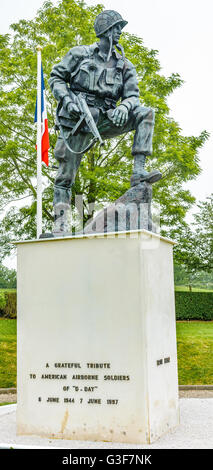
top-left (134, 106), bottom-right (155, 126)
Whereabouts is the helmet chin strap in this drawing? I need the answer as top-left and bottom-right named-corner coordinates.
top-left (107, 33), bottom-right (113, 61)
top-left (106, 35), bottom-right (125, 62)
top-left (115, 42), bottom-right (125, 60)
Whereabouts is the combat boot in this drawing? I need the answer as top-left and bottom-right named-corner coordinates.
top-left (131, 154), bottom-right (162, 186)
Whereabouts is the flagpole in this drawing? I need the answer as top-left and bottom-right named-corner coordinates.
top-left (36, 45), bottom-right (42, 239)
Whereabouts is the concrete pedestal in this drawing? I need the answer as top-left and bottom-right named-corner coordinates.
top-left (16, 230), bottom-right (179, 444)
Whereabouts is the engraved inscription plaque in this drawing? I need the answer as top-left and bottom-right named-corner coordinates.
top-left (28, 361), bottom-right (130, 408)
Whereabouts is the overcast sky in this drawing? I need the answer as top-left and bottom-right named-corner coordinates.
top-left (0, 0), bottom-right (212, 268)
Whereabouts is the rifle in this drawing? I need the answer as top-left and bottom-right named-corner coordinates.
top-left (57, 92), bottom-right (104, 155)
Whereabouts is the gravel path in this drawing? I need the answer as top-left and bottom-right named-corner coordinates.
top-left (0, 399), bottom-right (212, 449)
top-left (179, 390), bottom-right (213, 398)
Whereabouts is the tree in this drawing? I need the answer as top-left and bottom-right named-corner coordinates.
top-left (174, 194), bottom-right (213, 276)
top-left (0, 0), bottom-right (209, 259)
top-left (0, 264), bottom-right (17, 288)
top-left (174, 263), bottom-right (213, 290)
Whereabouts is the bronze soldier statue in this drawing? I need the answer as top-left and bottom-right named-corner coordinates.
top-left (49, 10), bottom-right (162, 233)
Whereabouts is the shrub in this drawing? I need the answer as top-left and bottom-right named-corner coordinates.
top-left (0, 291), bottom-right (17, 319)
top-left (175, 291), bottom-right (213, 320)
top-left (0, 292), bottom-right (7, 310)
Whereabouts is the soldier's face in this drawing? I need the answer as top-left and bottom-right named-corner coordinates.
top-left (108, 23), bottom-right (122, 44)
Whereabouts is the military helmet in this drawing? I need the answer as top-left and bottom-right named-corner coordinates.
top-left (94, 10), bottom-right (128, 37)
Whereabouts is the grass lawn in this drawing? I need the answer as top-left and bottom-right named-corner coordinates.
top-left (176, 321), bottom-right (213, 384)
top-left (0, 319), bottom-right (17, 388)
top-left (0, 319), bottom-right (212, 387)
top-left (175, 286), bottom-right (213, 292)
top-left (0, 402), bottom-right (16, 406)
top-left (0, 289), bottom-right (16, 292)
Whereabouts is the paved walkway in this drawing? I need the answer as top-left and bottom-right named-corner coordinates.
top-left (0, 399), bottom-right (212, 449)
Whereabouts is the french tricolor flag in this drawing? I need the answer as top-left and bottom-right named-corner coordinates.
top-left (34, 63), bottom-right (49, 166)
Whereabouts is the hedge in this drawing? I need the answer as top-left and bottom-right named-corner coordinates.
top-left (175, 291), bottom-right (213, 320)
top-left (0, 290), bottom-right (212, 321)
top-left (0, 291), bottom-right (17, 319)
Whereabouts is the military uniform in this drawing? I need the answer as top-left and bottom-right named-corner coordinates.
top-left (49, 41), bottom-right (155, 205)
top-left (49, 10), bottom-right (160, 232)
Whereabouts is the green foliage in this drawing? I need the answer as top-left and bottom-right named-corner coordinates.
top-left (174, 264), bottom-right (213, 290)
top-left (0, 292), bottom-right (6, 310)
top-left (0, 264), bottom-right (17, 288)
top-left (0, 0), bottom-right (209, 257)
top-left (174, 194), bottom-right (213, 273)
top-left (0, 291), bottom-right (17, 319)
top-left (175, 291), bottom-right (213, 320)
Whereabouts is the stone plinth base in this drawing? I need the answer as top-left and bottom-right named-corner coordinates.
top-left (16, 230), bottom-right (179, 444)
